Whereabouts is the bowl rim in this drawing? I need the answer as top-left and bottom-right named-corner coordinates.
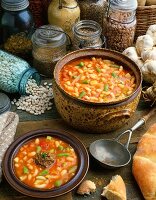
top-left (2, 129), bottom-right (89, 198)
top-left (54, 48), bottom-right (142, 106)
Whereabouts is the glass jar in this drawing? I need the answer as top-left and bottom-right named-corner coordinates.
top-left (0, 0), bottom-right (34, 57)
top-left (104, 0), bottom-right (137, 52)
top-left (0, 50), bottom-right (41, 94)
top-left (31, 25), bottom-right (67, 77)
top-left (78, 0), bottom-right (107, 29)
top-left (48, 0), bottom-right (80, 38)
top-left (72, 20), bottom-right (104, 50)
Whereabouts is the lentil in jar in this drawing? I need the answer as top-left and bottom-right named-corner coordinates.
top-left (14, 136), bottom-right (78, 189)
top-left (59, 57), bottom-right (136, 103)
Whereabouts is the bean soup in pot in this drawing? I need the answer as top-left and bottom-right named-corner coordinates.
top-left (59, 57), bottom-right (136, 103)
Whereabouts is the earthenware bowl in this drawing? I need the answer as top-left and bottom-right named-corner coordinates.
top-left (53, 48), bottom-right (142, 133)
top-left (2, 129), bottom-right (89, 198)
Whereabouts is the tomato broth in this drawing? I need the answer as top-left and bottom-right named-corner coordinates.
top-left (14, 136), bottom-right (78, 189)
top-left (59, 57), bottom-right (136, 103)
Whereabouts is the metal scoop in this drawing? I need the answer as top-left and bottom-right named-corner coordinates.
top-left (89, 108), bottom-right (156, 169)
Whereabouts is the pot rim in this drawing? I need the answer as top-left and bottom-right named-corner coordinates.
top-left (54, 48), bottom-right (142, 106)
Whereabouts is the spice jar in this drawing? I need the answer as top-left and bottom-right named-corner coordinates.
top-left (78, 0), bottom-right (107, 29)
top-left (104, 0), bottom-right (137, 52)
top-left (72, 20), bottom-right (104, 50)
top-left (31, 25), bottom-right (67, 77)
top-left (0, 50), bottom-right (41, 94)
top-left (48, 0), bottom-right (80, 38)
top-left (0, 0), bottom-right (34, 57)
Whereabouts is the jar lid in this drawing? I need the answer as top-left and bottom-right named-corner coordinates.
top-left (1, 0), bottom-right (29, 11)
top-left (0, 93), bottom-right (11, 114)
top-left (110, 0), bottom-right (137, 10)
top-left (31, 25), bottom-right (67, 48)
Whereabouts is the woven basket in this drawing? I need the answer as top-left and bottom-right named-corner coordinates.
top-left (135, 5), bottom-right (156, 40)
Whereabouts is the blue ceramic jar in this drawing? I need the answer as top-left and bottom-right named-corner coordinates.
top-left (0, 50), bottom-right (41, 94)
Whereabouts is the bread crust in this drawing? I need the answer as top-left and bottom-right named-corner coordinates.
top-left (101, 175), bottom-right (126, 200)
top-left (132, 123), bottom-right (156, 200)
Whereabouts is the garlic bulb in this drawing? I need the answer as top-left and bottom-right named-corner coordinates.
top-left (146, 24), bottom-right (156, 45)
top-left (135, 35), bottom-right (154, 56)
top-left (123, 47), bottom-right (139, 62)
top-left (141, 47), bottom-right (156, 62)
top-left (136, 58), bottom-right (144, 69)
top-left (142, 60), bottom-right (156, 83)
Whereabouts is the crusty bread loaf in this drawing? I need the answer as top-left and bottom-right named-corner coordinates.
top-left (132, 123), bottom-right (156, 200)
top-left (101, 175), bottom-right (126, 200)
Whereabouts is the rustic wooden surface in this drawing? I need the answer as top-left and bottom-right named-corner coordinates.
top-left (1, 100), bottom-right (156, 200)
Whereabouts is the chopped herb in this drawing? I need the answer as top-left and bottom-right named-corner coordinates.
top-left (82, 80), bottom-right (89, 84)
top-left (79, 91), bottom-right (86, 99)
top-left (57, 153), bottom-right (69, 157)
top-left (78, 62), bottom-right (84, 67)
top-left (58, 145), bottom-right (64, 150)
top-left (23, 166), bottom-right (29, 174)
top-left (111, 64), bottom-right (120, 68)
top-left (36, 146), bottom-right (42, 153)
top-left (46, 136), bottom-right (52, 140)
top-left (54, 180), bottom-right (62, 187)
top-left (72, 75), bottom-right (77, 79)
top-left (41, 152), bottom-right (47, 159)
top-left (104, 84), bottom-right (109, 91)
top-left (39, 170), bottom-right (49, 176)
top-left (96, 67), bottom-right (101, 73)
top-left (112, 72), bottom-right (118, 78)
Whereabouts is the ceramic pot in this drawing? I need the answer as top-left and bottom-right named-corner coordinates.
top-left (53, 49), bottom-right (142, 133)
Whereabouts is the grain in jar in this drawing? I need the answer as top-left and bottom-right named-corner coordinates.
top-left (78, 0), bottom-right (107, 29)
top-left (72, 20), bottom-right (104, 50)
top-left (31, 25), bottom-right (67, 77)
top-left (104, 0), bottom-right (137, 52)
top-left (0, 0), bottom-right (34, 59)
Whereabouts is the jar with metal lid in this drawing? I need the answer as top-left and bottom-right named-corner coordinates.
top-left (78, 0), bottom-right (107, 29)
top-left (104, 0), bottom-right (137, 52)
top-left (0, 50), bottom-right (41, 94)
top-left (31, 25), bottom-right (67, 77)
top-left (72, 20), bottom-right (105, 50)
top-left (0, 0), bottom-right (34, 57)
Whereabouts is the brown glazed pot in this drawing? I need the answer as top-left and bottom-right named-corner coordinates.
top-left (53, 49), bottom-right (142, 133)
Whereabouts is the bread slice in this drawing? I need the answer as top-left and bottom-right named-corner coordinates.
top-left (132, 123), bottom-right (156, 200)
top-left (101, 175), bottom-right (126, 200)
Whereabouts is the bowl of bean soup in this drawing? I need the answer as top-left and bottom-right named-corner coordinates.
top-left (53, 48), bottom-right (142, 133)
top-left (2, 129), bottom-right (89, 198)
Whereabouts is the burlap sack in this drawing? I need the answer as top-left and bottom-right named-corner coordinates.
top-left (0, 112), bottom-right (19, 182)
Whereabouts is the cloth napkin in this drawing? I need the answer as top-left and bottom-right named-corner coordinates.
top-left (0, 112), bottom-right (19, 182)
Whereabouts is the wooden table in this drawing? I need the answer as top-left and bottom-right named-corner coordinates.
top-left (0, 95), bottom-right (154, 200)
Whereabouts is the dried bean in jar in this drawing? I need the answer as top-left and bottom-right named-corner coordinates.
top-left (104, 16), bottom-right (136, 52)
top-left (0, 50), bottom-right (40, 94)
top-left (104, 0), bottom-right (137, 52)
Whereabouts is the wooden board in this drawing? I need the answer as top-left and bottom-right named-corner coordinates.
top-left (1, 112), bottom-right (156, 200)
